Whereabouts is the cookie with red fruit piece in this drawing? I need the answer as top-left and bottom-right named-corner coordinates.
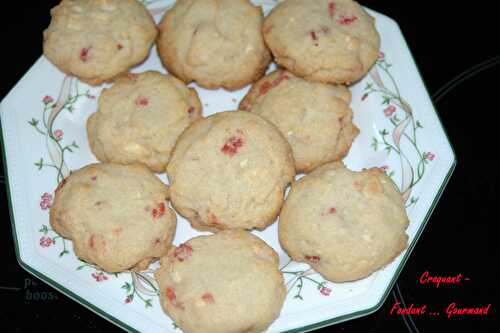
top-left (240, 70), bottom-right (359, 173)
top-left (43, 0), bottom-right (157, 85)
top-left (167, 111), bottom-right (295, 232)
top-left (157, 0), bottom-right (271, 90)
top-left (263, 0), bottom-right (380, 84)
top-left (155, 230), bottom-right (286, 333)
top-left (49, 163), bottom-right (176, 273)
top-left (279, 162), bottom-right (409, 282)
top-left (87, 71), bottom-right (202, 173)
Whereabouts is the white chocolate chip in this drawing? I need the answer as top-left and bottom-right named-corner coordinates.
top-left (245, 44), bottom-right (255, 53)
top-left (100, 1), bottom-right (116, 11)
top-left (172, 271), bottom-right (182, 283)
top-left (195, 299), bottom-right (206, 307)
top-left (347, 36), bottom-right (360, 50)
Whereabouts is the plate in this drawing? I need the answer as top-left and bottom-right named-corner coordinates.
top-left (0, 1), bottom-right (456, 332)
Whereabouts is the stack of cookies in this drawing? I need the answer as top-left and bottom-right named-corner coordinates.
top-left (43, 0), bottom-right (409, 332)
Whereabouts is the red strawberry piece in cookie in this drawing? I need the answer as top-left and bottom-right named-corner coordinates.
top-left (173, 243), bottom-right (193, 262)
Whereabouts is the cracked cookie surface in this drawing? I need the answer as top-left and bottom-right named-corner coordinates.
top-left (49, 163), bottom-right (176, 273)
top-left (240, 70), bottom-right (358, 173)
top-left (87, 71), bottom-right (202, 173)
top-left (155, 230), bottom-right (286, 333)
top-left (43, 0), bottom-right (157, 85)
top-left (167, 111), bottom-right (295, 232)
top-left (263, 0), bottom-right (380, 84)
top-left (157, 0), bottom-right (271, 90)
top-left (279, 162), bottom-right (409, 282)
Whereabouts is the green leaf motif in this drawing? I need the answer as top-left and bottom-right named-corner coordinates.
top-left (385, 146), bottom-right (392, 155)
top-left (371, 138), bottom-right (379, 151)
top-left (145, 299), bottom-right (153, 308)
top-left (122, 282), bottom-right (132, 293)
top-left (39, 224), bottom-right (49, 235)
top-left (28, 118), bottom-right (39, 127)
top-left (382, 96), bottom-right (391, 105)
top-left (34, 158), bottom-right (44, 170)
top-left (416, 120), bottom-right (424, 129)
top-left (379, 129), bottom-right (389, 136)
top-left (294, 294), bottom-right (303, 300)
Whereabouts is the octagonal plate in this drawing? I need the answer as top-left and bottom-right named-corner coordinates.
top-left (1, 1), bottom-right (455, 332)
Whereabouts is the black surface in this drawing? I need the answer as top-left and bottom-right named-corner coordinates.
top-left (1, 1), bottom-right (497, 332)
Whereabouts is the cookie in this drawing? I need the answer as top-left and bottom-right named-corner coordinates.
top-left (87, 71), bottom-right (202, 173)
top-left (155, 230), bottom-right (286, 333)
top-left (157, 0), bottom-right (271, 90)
top-left (240, 70), bottom-right (359, 173)
top-left (263, 0), bottom-right (380, 84)
top-left (279, 162), bottom-right (409, 282)
top-left (43, 0), bottom-right (157, 85)
top-left (167, 111), bottom-right (295, 232)
top-left (49, 163), bottom-right (176, 272)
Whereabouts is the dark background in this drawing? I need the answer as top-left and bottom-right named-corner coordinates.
top-left (1, 1), bottom-right (497, 332)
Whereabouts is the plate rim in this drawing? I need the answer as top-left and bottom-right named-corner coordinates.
top-left (0, 128), bottom-right (141, 333)
top-left (0, 8), bottom-right (457, 333)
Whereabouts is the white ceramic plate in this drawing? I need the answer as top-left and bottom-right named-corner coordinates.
top-left (0, 1), bottom-right (455, 332)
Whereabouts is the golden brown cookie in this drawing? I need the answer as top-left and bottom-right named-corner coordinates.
top-left (167, 111), bottom-right (295, 232)
top-left (240, 70), bottom-right (358, 173)
top-left (50, 163), bottom-right (176, 272)
top-left (263, 0), bottom-right (380, 84)
top-left (157, 0), bottom-right (271, 90)
top-left (155, 230), bottom-right (286, 333)
top-left (87, 71), bottom-right (202, 173)
top-left (279, 162), bottom-right (409, 282)
top-left (43, 0), bottom-right (157, 85)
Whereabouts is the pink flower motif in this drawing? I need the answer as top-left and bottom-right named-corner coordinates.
top-left (125, 296), bottom-right (132, 304)
top-left (43, 95), bottom-right (54, 104)
top-left (320, 286), bottom-right (332, 296)
top-left (425, 152), bottom-right (435, 161)
top-left (54, 129), bottom-right (64, 139)
top-left (40, 192), bottom-right (53, 210)
top-left (378, 51), bottom-right (385, 60)
top-left (87, 94), bottom-right (96, 99)
top-left (39, 236), bottom-right (53, 248)
top-left (380, 165), bottom-right (389, 172)
top-left (91, 272), bottom-right (108, 282)
top-left (384, 105), bottom-right (396, 117)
